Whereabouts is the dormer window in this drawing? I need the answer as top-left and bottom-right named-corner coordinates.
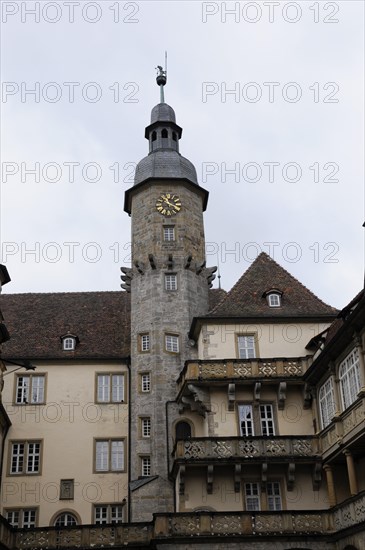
top-left (263, 289), bottom-right (283, 308)
top-left (61, 333), bottom-right (78, 351)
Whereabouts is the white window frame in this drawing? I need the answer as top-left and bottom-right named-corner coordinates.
top-left (63, 337), bottom-right (75, 351)
top-left (95, 440), bottom-right (125, 472)
top-left (94, 504), bottom-right (124, 525)
top-left (165, 334), bottom-right (179, 353)
top-left (54, 513), bottom-right (78, 527)
top-left (339, 348), bottom-right (362, 410)
top-left (238, 404), bottom-right (254, 436)
top-left (141, 456), bottom-right (151, 477)
top-left (237, 335), bottom-right (256, 359)
top-left (319, 377), bottom-right (336, 429)
top-left (141, 418), bottom-right (151, 438)
top-left (260, 404), bottom-right (275, 436)
top-left (96, 373), bottom-right (125, 403)
top-left (15, 375), bottom-right (45, 404)
top-left (165, 273), bottom-right (177, 291)
top-left (141, 373), bottom-right (151, 393)
top-left (6, 508), bottom-right (37, 528)
top-left (140, 334), bottom-right (150, 352)
top-left (10, 441), bottom-right (41, 475)
top-left (244, 483), bottom-right (261, 511)
top-left (268, 293), bottom-right (281, 307)
top-left (267, 481), bottom-right (282, 510)
top-left (163, 226), bottom-right (175, 242)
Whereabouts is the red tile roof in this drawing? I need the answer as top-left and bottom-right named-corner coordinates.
top-left (208, 253), bottom-right (338, 318)
top-left (0, 291), bottom-right (130, 360)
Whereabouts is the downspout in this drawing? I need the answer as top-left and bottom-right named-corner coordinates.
top-left (126, 357), bottom-right (131, 523)
top-left (165, 400), bottom-right (177, 512)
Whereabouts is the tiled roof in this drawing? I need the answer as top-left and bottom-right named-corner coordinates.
top-left (208, 288), bottom-right (227, 312)
top-left (0, 291), bottom-right (130, 361)
top-left (208, 253), bottom-right (338, 318)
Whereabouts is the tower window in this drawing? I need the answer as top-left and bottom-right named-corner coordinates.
top-left (165, 274), bottom-right (177, 291)
top-left (161, 128), bottom-right (168, 139)
top-left (163, 226), bottom-right (175, 242)
top-left (165, 334), bottom-right (179, 353)
top-left (141, 418), bottom-right (151, 438)
top-left (151, 131), bottom-right (157, 142)
top-left (140, 334), bottom-right (150, 352)
top-left (140, 373), bottom-right (151, 393)
top-left (141, 456), bottom-right (151, 477)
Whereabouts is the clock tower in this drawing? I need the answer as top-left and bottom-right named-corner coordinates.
top-left (123, 68), bottom-right (216, 521)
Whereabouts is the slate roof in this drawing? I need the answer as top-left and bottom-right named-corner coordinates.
top-left (134, 150), bottom-right (198, 186)
top-left (208, 253), bottom-right (338, 319)
top-left (0, 291), bottom-right (130, 361)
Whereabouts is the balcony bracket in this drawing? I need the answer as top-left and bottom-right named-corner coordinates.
top-left (287, 462), bottom-right (296, 491)
top-left (228, 383), bottom-right (236, 411)
top-left (254, 382), bottom-right (261, 401)
top-left (313, 461), bottom-right (322, 491)
top-left (234, 464), bottom-right (241, 493)
top-left (179, 465), bottom-right (186, 495)
top-left (261, 463), bottom-right (268, 490)
top-left (278, 382), bottom-right (287, 410)
top-left (180, 384), bottom-right (211, 416)
top-left (207, 465), bottom-right (214, 494)
top-left (304, 384), bottom-right (313, 409)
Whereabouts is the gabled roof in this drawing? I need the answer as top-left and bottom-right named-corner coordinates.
top-left (208, 253), bottom-right (338, 319)
top-left (0, 291), bottom-right (130, 361)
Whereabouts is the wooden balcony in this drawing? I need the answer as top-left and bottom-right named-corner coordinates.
top-left (173, 435), bottom-right (320, 465)
top-left (0, 492), bottom-right (364, 548)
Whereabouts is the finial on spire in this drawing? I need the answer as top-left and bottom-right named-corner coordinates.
top-left (155, 52), bottom-right (167, 103)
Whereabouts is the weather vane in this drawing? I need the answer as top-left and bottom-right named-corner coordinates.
top-left (155, 51), bottom-right (167, 103)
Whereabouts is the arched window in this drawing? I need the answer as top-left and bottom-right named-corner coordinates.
top-left (161, 128), bottom-right (168, 139)
top-left (63, 337), bottom-right (75, 351)
top-left (54, 513), bottom-right (78, 527)
top-left (175, 420), bottom-right (192, 439)
top-left (151, 131), bottom-right (157, 142)
top-left (339, 348), bottom-right (361, 409)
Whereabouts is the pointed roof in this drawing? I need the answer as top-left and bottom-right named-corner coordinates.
top-left (208, 253), bottom-right (338, 319)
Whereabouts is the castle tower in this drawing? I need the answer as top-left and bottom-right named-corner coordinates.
top-left (123, 68), bottom-right (215, 521)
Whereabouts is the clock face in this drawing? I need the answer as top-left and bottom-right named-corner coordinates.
top-left (155, 193), bottom-right (182, 216)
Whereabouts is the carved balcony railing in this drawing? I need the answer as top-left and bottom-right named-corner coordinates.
top-left (177, 356), bottom-right (312, 391)
top-left (173, 436), bottom-right (319, 464)
top-left (320, 395), bottom-right (365, 457)
top-left (0, 492), bottom-right (363, 549)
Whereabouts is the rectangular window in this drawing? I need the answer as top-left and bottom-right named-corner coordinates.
top-left (94, 504), bottom-right (124, 524)
top-left (140, 334), bottom-right (150, 352)
top-left (10, 441), bottom-right (41, 475)
top-left (141, 456), bottom-right (151, 477)
top-left (319, 377), bottom-right (336, 429)
top-left (238, 405), bottom-right (254, 436)
top-left (237, 335), bottom-right (256, 359)
top-left (163, 226), bottom-right (175, 242)
top-left (165, 334), bottom-right (179, 353)
top-left (165, 274), bottom-right (177, 291)
top-left (6, 508), bottom-right (37, 528)
top-left (267, 482), bottom-right (282, 511)
top-left (96, 374), bottom-right (125, 403)
top-left (245, 483), bottom-right (260, 511)
top-left (260, 404), bottom-right (275, 436)
top-left (95, 440), bottom-right (125, 472)
top-left (141, 373), bottom-right (151, 393)
top-left (16, 375), bottom-right (45, 404)
top-left (141, 418), bottom-right (151, 438)
top-left (339, 348), bottom-right (361, 410)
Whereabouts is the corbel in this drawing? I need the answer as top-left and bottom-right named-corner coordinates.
top-left (312, 462), bottom-right (322, 491)
top-left (286, 463), bottom-right (295, 491)
top-left (228, 383), bottom-right (236, 411)
top-left (234, 464), bottom-right (241, 493)
top-left (207, 465), bottom-right (214, 494)
top-left (278, 382), bottom-right (287, 410)
top-left (184, 255), bottom-right (193, 269)
top-left (179, 465), bottom-right (186, 495)
top-left (134, 261), bottom-right (145, 275)
top-left (195, 260), bottom-right (206, 275)
top-left (303, 384), bottom-right (313, 409)
top-left (261, 463), bottom-right (268, 491)
top-left (148, 254), bottom-right (156, 269)
top-left (254, 382), bottom-right (261, 401)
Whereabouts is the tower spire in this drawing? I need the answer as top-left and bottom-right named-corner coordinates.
top-left (155, 53), bottom-right (167, 103)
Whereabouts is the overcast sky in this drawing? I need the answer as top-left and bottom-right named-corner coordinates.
top-left (1, 0), bottom-right (364, 309)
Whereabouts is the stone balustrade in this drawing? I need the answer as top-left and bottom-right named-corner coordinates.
top-left (0, 492), bottom-right (363, 549)
top-left (320, 396), bottom-right (365, 456)
top-left (177, 356), bottom-right (311, 390)
top-left (174, 436), bottom-right (319, 461)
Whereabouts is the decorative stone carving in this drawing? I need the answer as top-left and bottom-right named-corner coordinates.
top-left (211, 514), bottom-right (243, 534)
top-left (259, 362), bottom-right (276, 376)
top-left (233, 363), bottom-right (252, 377)
top-left (283, 360), bottom-right (302, 375)
top-left (238, 440), bottom-right (259, 457)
